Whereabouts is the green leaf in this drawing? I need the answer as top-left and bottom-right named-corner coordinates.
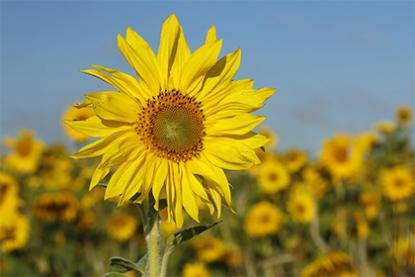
top-left (170, 221), bottom-right (221, 246)
top-left (136, 253), bottom-right (147, 274)
top-left (109, 256), bottom-right (144, 274)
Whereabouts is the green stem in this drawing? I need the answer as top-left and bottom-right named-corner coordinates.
top-left (146, 217), bottom-right (160, 277)
top-left (160, 244), bottom-right (174, 277)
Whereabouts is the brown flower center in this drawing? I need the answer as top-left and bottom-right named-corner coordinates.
top-left (136, 89), bottom-right (205, 162)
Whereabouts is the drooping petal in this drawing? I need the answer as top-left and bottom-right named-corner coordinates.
top-left (152, 158), bottom-right (169, 210)
top-left (86, 92), bottom-right (140, 123)
top-left (181, 165), bottom-right (200, 222)
top-left (64, 116), bottom-right (130, 138)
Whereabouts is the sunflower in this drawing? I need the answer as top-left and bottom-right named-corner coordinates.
top-left (31, 192), bottom-right (79, 222)
top-left (244, 201), bottom-right (284, 238)
top-left (0, 172), bottom-right (20, 222)
top-left (396, 105), bottom-right (412, 126)
top-left (302, 165), bottom-right (327, 198)
top-left (375, 121), bottom-right (395, 134)
top-left (182, 262), bottom-right (210, 277)
top-left (257, 159), bottom-right (290, 194)
top-left (381, 166), bottom-right (414, 201)
top-left (0, 213), bottom-right (30, 252)
top-left (62, 103), bottom-right (95, 142)
top-left (192, 235), bottom-right (226, 263)
top-left (3, 129), bottom-right (44, 174)
top-left (258, 126), bottom-right (278, 151)
top-left (359, 190), bottom-right (381, 220)
top-left (301, 252), bottom-right (358, 277)
top-left (287, 185), bottom-right (316, 223)
top-left (392, 233), bottom-right (415, 268)
top-left (106, 212), bottom-right (137, 241)
top-left (282, 149), bottom-right (308, 173)
top-left (66, 14), bottom-right (274, 226)
top-left (319, 134), bottom-right (363, 180)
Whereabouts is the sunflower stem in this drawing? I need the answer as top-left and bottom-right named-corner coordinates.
top-left (146, 216), bottom-right (160, 277)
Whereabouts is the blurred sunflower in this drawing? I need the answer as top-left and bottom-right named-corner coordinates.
top-left (392, 233), bottom-right (415, 268)
top-left (66, 14), bottom-right (274, 226)
top-left (182, 262), bottom-right (210, 277)
top-left (258, 126), bottom-right (278, 151)
top-left (359, 190), bottom-right (381, 220)
top-left (352, 212), bottom-right (369, 240)
top-left (192, 236), bottom-right (226, 263)
top-left (0, 172), bottom-right (20, 221)
top-left (381, 166), bottom-right (414, 201)
top-left (160, 208), bottom-right (177, 238)
top-left (257, 160), bottom-right (290, 194)
top-left (302, 165), bottom-right (327, 198)
top-left (106, 212), bottom-right (137, 241)
top-left (396, 105), bottom-right (412, 126)
top-left (301, 252), bottom-right (358, 277)
top-left (62, 103), bottom-right (95, 142)
top-left (375, 121), bottom-right (395, 134)
top-left (3, 130), bottom-right (44, 174)
top-left (287, 185), bottom-right (316, 224)
top-left (319, 134), bottom-right (363, 180)
top-left (224, 246), bottom-right (242, 268)
top-left (244, 201), bottom-right (284, 238)
top-left (0, 214), bottom-right (30, 252)
top-left (282, 149), bottom-right (308, 173)
top-left (31, 192), bottom-right (79, 222)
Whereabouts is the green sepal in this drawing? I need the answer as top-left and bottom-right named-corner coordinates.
top-left (109, 256), bottom-right (145, 274)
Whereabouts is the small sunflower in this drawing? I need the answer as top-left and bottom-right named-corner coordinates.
top-left (359, 190), bottom-right (381, 220)
top-left (106, 212), bottom-right (137, 241)
top-left (319, 134), bottom-right (363, 180)
top-left (244, 201), bottom-right (284, 238)
top-left (282, 149), bottom-right (308, 173)
top-left (62, 103), bottom-right (95, 142)
top-left (31, 192), bottom-right (79, 222)
top-left (257, 159), bottom-right (290, 194)
top-left (381, 166), bottom-right (414, 201)
top-left (0, 213), bottom-right (30, 252)
top-left (302, 165), bottom-right (327, 198)
top-left (192, 235), bottom-right (226, 263)
top-left (66, 14), bottom-right (274, 226)
top-left (375, 121), bottom-right (395, 134)
top-left (301, 252), bottom-right (358, 277)
top-left (3, 130), bottom-right (44, 174)
top-left (287, 185), bottom-right (316, 224)
top-left (182, 262), bottom-right (210, 277)
top-left (0, 172), bottom-right (20, 222)
top-left (396, 105), bottom-right (412, 126)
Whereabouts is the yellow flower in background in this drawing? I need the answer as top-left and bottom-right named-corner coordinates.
top-left (244, 201), bottom-right (284, 238)
top-left (319, 134), bottom-right (363, 180)
top-left (258, 126), bottom-right (278, 151)
top-left (41, 157), bottom-right (74, 190)
top-left (66, 14), bottom-right (274, 226)
top-left (375, 121), bottom-right (396, 134)
top-left (0, 172), bottom-right (20, 222)
top-left (192, 236), bottom-right (226, 263)
top-left (224, 246), bottom-right (242, 268)
top-left (282, 149), bottom-right (308, 173)
top-left (257, 160), bottom-right (290, 194)
top-left (354, 132), bottom-right (377, 154)
top-left (3, 130), bottom-right (44, 174)
top-left (62, 103), bottom-right (95, 142)
top-left (353, 212), bottom-right (369, 240)
top-left (301, 252), bottom-right (358, 277)
top-left (381, 166), bottom-right (414, 201)
top-left (160, 208), bottom-right (177, 238)
top-left (396, 105), bottom-right (412, 126)
top-left (359, 190), bottom-right (381, 220)
top-left (182, 262), bottom-right (210, 277)
top-left (106, 212), bottom-right (137, 241)
top-left (392, 233), bottom-right (415, 268)
top-left (81, 187), bottom-right (105, 209)
top-left (302, 165), bottom-right (327, 198)
top-left (31, 192), bottom-right (79, 222)
top-left (0, 214), bottom-right (30, 252)
top-left (287, 185), bottom-right (316, 223)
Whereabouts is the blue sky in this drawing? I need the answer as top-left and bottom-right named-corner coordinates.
top-left (1, 1), bottom-right (414, 153)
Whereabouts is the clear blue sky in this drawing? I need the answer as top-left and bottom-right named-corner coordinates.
top-left (1, 1), bottom-right (414, 153)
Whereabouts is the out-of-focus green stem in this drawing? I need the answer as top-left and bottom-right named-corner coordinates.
top-left (310, 212), bottom-right (329, 253)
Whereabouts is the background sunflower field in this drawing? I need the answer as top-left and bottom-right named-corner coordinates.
top-left (1, 1), bottom-right (414, 277)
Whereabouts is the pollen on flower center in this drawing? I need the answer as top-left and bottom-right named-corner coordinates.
top-left (136, 89), bottom-right (205, 162)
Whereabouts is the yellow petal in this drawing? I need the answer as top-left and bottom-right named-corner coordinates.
top-left (205, 25), bottom-right (217, 45)
top-left (179, 39), bottom-right (222, 92)
top-left (64, 116), bottom-right (130, 138)
top-left (182, 164), bottom-right (200, 222)
top-left (86, 92), bottom-right (139, 123)
top-left (152, 159), bottom-right (168, 210)
top-left (157, 14), bottom-right (182, 90)
top-left (118, 31), bottom-right (161, 94)
top-left (206, 114), bottom-right (265, 136)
